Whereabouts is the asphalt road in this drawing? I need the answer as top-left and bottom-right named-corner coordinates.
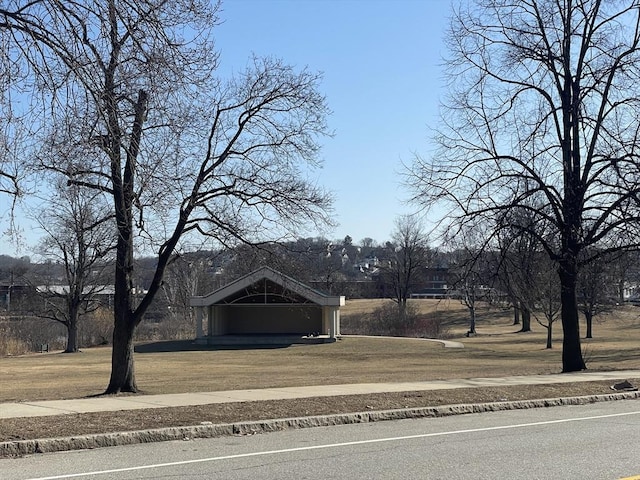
top-left (3, 400), bottom-right (640, 480)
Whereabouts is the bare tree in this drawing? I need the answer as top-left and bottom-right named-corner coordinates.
top-left (1, 1), bottom-right (332, 393)
top-left (495, 208), bottom-right (551, 334)
top-left (408, 0), bottom-right (640, 372)
top-left (495, 258), bottom-right (530, 331)
top-left (0, 82), bottom-right (26, 238)
top-left (315, 243), bottom-right (348, 295)
top-left (161, 253), bottom-right (218, 333)
top-left (0, 48), bottom-right (22, 199)
top-left (447, 231), bottom-right (494, 336)
top-left (361, 237), bottom-right (376, 249)
top-left (577, 251), bottom-right (615, 339)
top-left (0, 140), bottom-right (19, 197)
top-left (495, 211), bottom-right (561, 346)
top-left (529, 255), bottom-right (562, 349)
top-left (381, 215), bottom-right (431, 326)
top-left (35, 181), bottom-right (114, 353)
top-left (450, 255), bottom-right (482, 336)
top-left (607, 251), bottom-right (640, 304)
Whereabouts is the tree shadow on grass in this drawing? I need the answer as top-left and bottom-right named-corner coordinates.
top-left (134, 339), bottom-right (293, 353)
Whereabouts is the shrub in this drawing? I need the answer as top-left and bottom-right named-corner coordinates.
top-left (341, 302), bottom-right (449, 339)
top-left (404, 316), bottom-right (450, 339)
top-left (0, 316), bottom-right (66, 354)
top-left (79, 308), bottom-right (114, 346)
top-left (0, 325), bottom-right (30, 356)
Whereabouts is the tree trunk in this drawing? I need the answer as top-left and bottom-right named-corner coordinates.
top-left (100, 82), bottom-right (148, 394)
top-left (519, 304), bottom-right (531, 332)
top-left (468, 305), bottom-right (476, 334)
top-left (64, 302), bottom-right (80, 353)
top-left (105, 251), bottom-right (140, 394)
top-left (64, 321), bottom-right (79, 353)
top-left (105, 312), bottom-right (137, 394)
top-left (512, 303), bottom-right (520, 325)
top-left (559, 259), bottom-right (586, 372)
top-left (105, 253), bottom-right (140, 393)
top-left (585, 311), bottom-right (593, 339)
top-left (105, 206), bottom-right (138, 393)
top-left (399, 299), bottom-right (407, 324)
top-left (546, 323), bottom-right (552, 349)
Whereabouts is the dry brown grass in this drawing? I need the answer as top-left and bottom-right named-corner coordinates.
top-left (1, 299), bottom-right (639, 403)
top-left (2, 300), bottom-right (640, 444)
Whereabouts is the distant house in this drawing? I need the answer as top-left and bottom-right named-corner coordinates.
top-left (190, 266), bottom-right (344, 345)
top-left (410, 266), bottom-right (450, 299)
top-left (353, 255), bottom-right (380, 271)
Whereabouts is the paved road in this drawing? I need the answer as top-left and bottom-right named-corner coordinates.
top-left (3, 399), bottom-right (640, 479)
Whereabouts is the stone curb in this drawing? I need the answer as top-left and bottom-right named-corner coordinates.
top-left (2, 391), bottom-right (639, 457)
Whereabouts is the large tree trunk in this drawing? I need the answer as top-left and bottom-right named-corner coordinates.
top-left (559, 259), bottom-right (586, 372)
top-left (64, 302), bottom-right (80, 353)
top-left (105, 230), bottom-right (139, 393)
top-left (103, 88), bottom-right (148, 394)
top-left (512, 302), bottom-right (520, 325)
top-left (105, 237), bottom-right (140, 393)
top-left (64, 320), bottom-right (79, 353)
top-left (518, 303), bottom-right (531, 332)
top-left (106, 311), bottom-right (137, 393)
top-left (105, 192), bottom-right (138, 393)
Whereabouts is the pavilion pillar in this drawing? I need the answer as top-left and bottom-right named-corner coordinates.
top-left (323, 306), bottom-right (341, 338)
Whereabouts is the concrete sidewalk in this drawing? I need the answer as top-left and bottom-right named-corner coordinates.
top-left (2, 370), bottom-right (639, 420)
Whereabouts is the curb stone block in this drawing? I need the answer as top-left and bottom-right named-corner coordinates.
top-left (1, 391), bottom-right (639, 457)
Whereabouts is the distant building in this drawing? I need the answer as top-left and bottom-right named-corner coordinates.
top-left (35, 285), bottom-right (117, 308)
top-left (410, 267), bottom-right (450, 299)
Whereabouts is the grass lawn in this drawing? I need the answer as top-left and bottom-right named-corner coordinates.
top-left (1, 299), bottom-right (640, 444)
top-left (1, 299), bottom-right (639, 403)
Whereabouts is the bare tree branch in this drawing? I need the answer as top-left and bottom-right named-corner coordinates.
top-left (407, 0), bottom-right (640, 372)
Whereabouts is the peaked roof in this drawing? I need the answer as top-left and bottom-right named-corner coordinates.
top-left (190, 266), bottom-right (345, 307)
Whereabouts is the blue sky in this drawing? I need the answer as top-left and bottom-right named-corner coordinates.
top-left (1, 0), bottom-right (451, 256)
top-left (214, 0), bottom-right (450, 245)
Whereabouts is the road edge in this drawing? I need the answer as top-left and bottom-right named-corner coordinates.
top-left (2, 391), bottom-right (639, 457)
